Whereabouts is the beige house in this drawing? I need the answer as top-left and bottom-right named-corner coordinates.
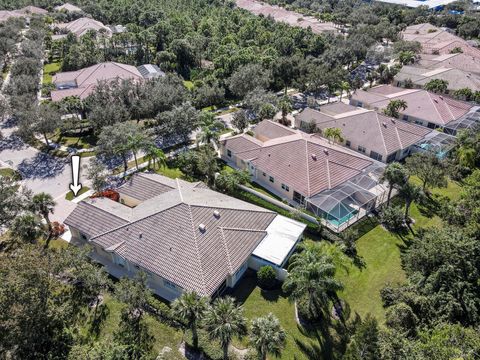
top-left (221, 120), bottom-right (387, 232)
top-left (350, 85), bottom-right (477, 135)
top-left (295, 103), bottom-right (432, 163)
top-left (65, 173), bottom-right (305, 301)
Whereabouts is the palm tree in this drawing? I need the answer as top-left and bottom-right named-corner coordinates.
top-left (424, 79), bottom-right (448, 94)
top-left (30, 192), bottom-right (56, 241)
top-left (144, 144), bottom-right (167, 171)
top-left (381, 162), bottom-right (409, 206)
top-left (339, 81), bottom-right (350, 100)
top-left (10, 213), bottom-right (41, 244)
top-left (283, 247), bottom-right (343, 319)
top-left (323, 127), bottom-right (344, 144)
top-left (397, 51), bottom-right (415, 65)
top-left (250, 313), bottom-right (287, 360)
top-left (196, 112), bottom-right (224, 147)
top-left (171, 291), bottom-right (209, 350)
top-left (126, 132), bottom-right (148, 170)
top-left (383, 99), bottom-right (407, 118)
top-left (398, 182), bottom-right (423, 222)
top-left (204, 296), bottom-right (247, 360)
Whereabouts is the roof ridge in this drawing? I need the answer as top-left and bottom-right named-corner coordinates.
top-left (76, 63), bottom-right (102, 87)
top-left (176, 178), bottom-right (184, 202)
top-left (220, 226), bottom-right (269, 233)
top-left (219, 228), bottom-right (233, 274)
top-left (186, 204), bottom-right (208, 293)
top-left (375, 112), bottom-right (389, 154)
top-left (394, 127), bottom-right (404, 150)
top-left (189, 204), bottom-right (274, 214)
top-left (304, 138), bottom-right (312, 196)
top-left (427, 92), bottom-right (445, 125)
top-left (325, 157), bottom-right (331, 190)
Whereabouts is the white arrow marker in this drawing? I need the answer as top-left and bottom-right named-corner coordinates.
top-left (69, 155), bottom-right (82, 196)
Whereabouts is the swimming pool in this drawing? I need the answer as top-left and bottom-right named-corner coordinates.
top-left (325, 204), bottom-right (358, 227)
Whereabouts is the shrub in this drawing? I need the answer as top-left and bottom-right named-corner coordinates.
top-left (91, 189), bottom-right (120, 202)
top-left (51, 221), bottom-right (65, 238)
top-left (380, 206), bottom-right (405, 233)
top-left (257, 265), bottom-right (276, 289)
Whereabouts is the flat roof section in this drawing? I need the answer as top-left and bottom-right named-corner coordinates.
top-left (252, 215), bottom-right (306, 267)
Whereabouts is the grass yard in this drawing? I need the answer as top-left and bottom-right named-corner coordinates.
top-left (0, 167), bottom-right (22, 180)
top-left (154, 164), bottom-right (183, 179)
top-left (65, 186), bottom-right (90, 201)
top-left (48, 131), bottom-right (98, 149)
top-left (43, 61), bottom-right (61, 84)
top-left (337, 179), bottom-right (460, 323)
top-left (231, 275), bottom-right (316, 360)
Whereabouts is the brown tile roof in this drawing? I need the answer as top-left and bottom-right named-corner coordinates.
top-left (395, 65), bottom-right (480, 91)
top-left (226, 123), bottom-right (373, 197)
top-left (296, 105), bottom-right (431, 156)
top-left (418, 53), bottom-right (480, 74)
top-left (118, 173), bottom-right (175, 202)
top-left (401, 23), bottom-right (480, 58)
top-left (51, 62), bottom-right (142, 101)
top-left (55, 3), bottom-right (82, 12)
top-left (56, 17), bottom-right (111, 37)
top-left (65, 174), bottom-right (281, 297)
top-left (253, 120), bottom-right (296, 141)
top-left (351, 85), bottom-right (472, 127)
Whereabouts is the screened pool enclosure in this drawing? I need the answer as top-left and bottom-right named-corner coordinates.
top-left (306, 164), bottom-right (387, 232)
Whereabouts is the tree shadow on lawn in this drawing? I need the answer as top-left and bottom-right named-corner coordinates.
top-left (17, 152), bottom-right (66, 179)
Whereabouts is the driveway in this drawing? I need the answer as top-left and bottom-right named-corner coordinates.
top-left (0, 119), bottom-right (90, 223)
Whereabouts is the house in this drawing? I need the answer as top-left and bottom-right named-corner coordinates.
top-left (401, 23), bottom-right (480, 58)
top-left (394, 65), bottom-right (480, 92)
top-left (350, 85), bottom-right (479, 135)
top-left (372, 0), bottom-right (458, 9)
top-left (220, 120), bottom-right (387, 232)
top-left (51, 62), bottom-right (144, 101)
top-left (295, 103), bottom-right (432, 163)
top-left (65, 173), bottom-right (306, 301)
top-left (417, 53), bottom-right (480, 74)
top-left (0, 6), bottom-right (47, 22)
top-left (54, 3), bottom-right (83, 13)
top-left (55, 17), bottom-right (112, 38)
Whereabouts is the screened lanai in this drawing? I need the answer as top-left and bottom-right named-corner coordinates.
top-left (413, 131), bottom-right (456, 159)
top-left (306, 164), bottom-right (387, 232)
top-left (444, 107), bottom-right (480, 135)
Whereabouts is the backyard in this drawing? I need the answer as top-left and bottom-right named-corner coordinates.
top-left (42, 61), bottom-right (61, 84)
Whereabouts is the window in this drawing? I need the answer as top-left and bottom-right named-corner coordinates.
top-left (227, 149), bottom-right (232, 158)
top-left (402, 114), bottom-right (409, 121)
top-left (386, 152), bottom-right (397, 163)
top-left (357, 102), bottom-right (363, 107)
top-left (345, 140), bottom-right (351, 147)
top-left (427, 122), bottom-right (437, 129)
top-left (358, 145), bottom-right (366, 153)
top-left (269, 176), bottom-right (274, 183)
top-left (262, 172), bottom-right (266, 177)
top-left (369, 151), bottom-right (383, 161)
top-left (293, 191), bottom-right (305, 205)
top-left (164, 279), bottom-right (177, 290)
top-left (80, 232), bottom-right (87, 240)
top-left (415, 120), bottom-right (423, 126)
top-left (281, 183), bottom-right (290, 192)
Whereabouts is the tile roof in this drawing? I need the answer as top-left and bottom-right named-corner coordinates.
top-left (118, 173), bottom-right (175, 202)
top-left (223, 122), bottom-right (374, 197)
top-left (54, 3), bottom-right (82, 12)
top-left (0, 6), bottom-right (47, 22)
top-left (296, 105), bottom-right (431, 156)
top-left (395, 65), bottom-right (480, 91)
top-left (418, 53), bottom-right (480, 74)
top-left (253, 120), bottom-right (297, 141)
top-left (56, 17), bottom-right (112, 37)
top-left (65, 173), bottom-right (284, 297)
top-left (51, 62), bottom-right (143, 101)
top-left (401, 23), bottom-right (480, 58)
top-left (351, 85), bottom-right (473, 127)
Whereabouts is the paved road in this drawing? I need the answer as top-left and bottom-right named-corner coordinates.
top-left (0, 121), bottom-right (90, 223)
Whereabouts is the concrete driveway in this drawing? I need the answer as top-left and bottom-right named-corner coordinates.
top-left (1, 120), bottom-right (90, 223)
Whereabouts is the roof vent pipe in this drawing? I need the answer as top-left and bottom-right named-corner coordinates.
top-left (199, 224), bottom-right (206, 232)
top-left (213, 210), bottom-right (220, 218)
top-left (311, 153), bottom-right (317, 160)
top-left (323, 148), bottom-right (329, 155)
top-left (138, 232), bottom-right (143, 239)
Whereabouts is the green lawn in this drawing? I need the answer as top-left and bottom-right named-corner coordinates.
top-left (155, 164), bottom-right (184, 179)
top-left (43, 61), bottom-right (61, 84)
top-left (48, 131), bottom-right (98, 149)
top-left (0, 168), bottom-right (22, 180)
top-left (65, 186), bottom-right (90, 201)
top-left (231, 275), bottom-right (316, 360)
top-left (337, 179), bottom-right (460, 322)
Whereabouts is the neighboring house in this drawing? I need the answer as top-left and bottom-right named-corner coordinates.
top-left (401, 23), bottom-right (480, 58)
top-left (295, 103), bottom-right (432, 163)
top-left (372, 0), bottom-right (457, 8)
top-left (235, 0), bottom-right (338, 34)
top-left (55, 17), bottom-right (112, 38)
top-left (350, 85), bottom-right (479, 135)
top-left (65, 173), bottom-right (306, 301)
top-left (417, 52), bottom-right (480, 74)
top-left (394, 65), bottom-right (480, 92)
top-left (0, 6), bottom-right (47, 22)
top-left (51, 62), bottom-right (144, 101)
top-left (220, 120), bottom-right (387, 232)
top-left (54, 3), bottom-right (83, 13)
